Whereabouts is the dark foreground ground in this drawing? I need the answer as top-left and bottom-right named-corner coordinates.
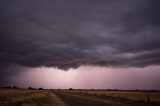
top-left (54, 91), bottom-right (108, 106)
top-left (0, 89), bottom-right (159, 106)
top-left (54, 91), bottom-right (160, 106)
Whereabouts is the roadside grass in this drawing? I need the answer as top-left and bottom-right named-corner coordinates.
top-left (63, 89), bottom-right (160, 104)
top-left (0, 89), bottom-right (66, 106)
top-left (32, 97), bottom-right (49, 105)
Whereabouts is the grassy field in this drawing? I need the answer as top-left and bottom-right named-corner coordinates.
top-left (1, 88), bottom-right (160, 106)
top-left (62, 89), bottom-right (160, 104)
top-left (0, 89), bottom-right (65, 106)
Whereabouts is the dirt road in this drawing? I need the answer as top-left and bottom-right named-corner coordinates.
top-left (53, 91), bottom-right (159, 106)
top-left (53, 91), bottom-right (123, 106)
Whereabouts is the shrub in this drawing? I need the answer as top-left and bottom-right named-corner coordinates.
top-left (28, 87), bottom-right (34, 90)
top-left (38, 88), bottom-right (44, 90)
top-left (69, 88), bottom-right (73, 90)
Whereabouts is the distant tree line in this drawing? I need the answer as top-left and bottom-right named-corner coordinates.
top-left (1, 86), bottom-right (19, 89)
top-left (0, 86), bottom-right (44, 90)
top-left (28, 87), bottom-right (44, 90)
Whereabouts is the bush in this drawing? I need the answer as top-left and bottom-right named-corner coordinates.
top-left (38, 88), bottom-right (44, 90)
top-left (12, 86), bottom-right (18, 89)
top-left (69, 88), bottom-right (73, 90)
top-left (28, 87), bottom-right (34, 90)
top-left (6, 86), bottom-right (11, 89)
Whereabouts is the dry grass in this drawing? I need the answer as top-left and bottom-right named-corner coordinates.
top-left (63, 90), bottom-right (160, 104)
top-left (0, 89), bottom-right (66, 106)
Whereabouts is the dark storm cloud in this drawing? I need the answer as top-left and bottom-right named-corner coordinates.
top-left (0, 0), bottom-right (160, 71)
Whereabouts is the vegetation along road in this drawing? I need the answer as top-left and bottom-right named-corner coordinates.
top-left (53, 90), bottom-right (160, 106)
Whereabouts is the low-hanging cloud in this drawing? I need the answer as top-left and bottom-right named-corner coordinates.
top-left (0, 0), bottom-right (160, 72)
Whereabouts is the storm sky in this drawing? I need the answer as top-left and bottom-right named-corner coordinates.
top-left (0, 0), bottom-right (160, 89)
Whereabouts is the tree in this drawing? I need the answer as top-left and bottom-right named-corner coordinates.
top-left (38, 88), bottom-right (43, 90)
top-left (69, 88), bottom-right (73, 90)
top-left (28, 87), bottom-right (34, 90)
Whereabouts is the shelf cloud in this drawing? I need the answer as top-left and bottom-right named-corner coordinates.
top-left (0, 0), bottom-right (160, 71)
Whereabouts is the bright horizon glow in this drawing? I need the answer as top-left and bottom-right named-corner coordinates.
top-left (10, 65), bottom-right (160, 90)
